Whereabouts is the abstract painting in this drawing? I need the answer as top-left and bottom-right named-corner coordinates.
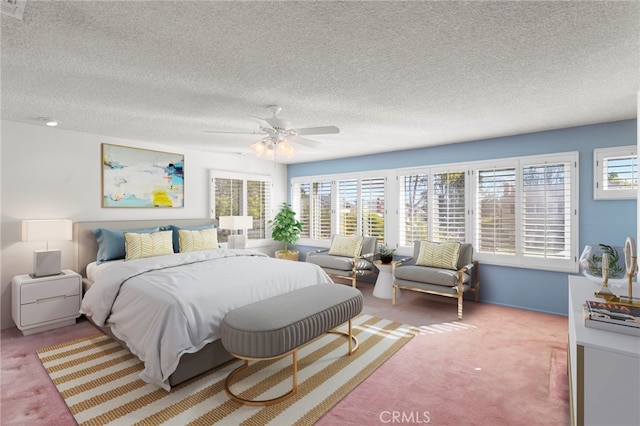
top-left (102, 143), bottom-right (184, 208)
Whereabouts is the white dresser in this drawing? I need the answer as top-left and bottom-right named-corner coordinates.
top-left (568, 276), bottom-right (640, 426)
top-left (12, 269), bottom-right (82, 336)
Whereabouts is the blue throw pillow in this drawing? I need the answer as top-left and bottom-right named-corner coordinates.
top-left (168, 224), bottom-right (217, 253)
top-left (92, 227), bottom-right (160, 264)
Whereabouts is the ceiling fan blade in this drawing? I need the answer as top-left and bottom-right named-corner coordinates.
top-left (249, 116), bottom-right (275, 131)
top-left (295, 136), bottom-right (322, 148)
top-left (203, 130), bottom-right (261, 134)
top-left (293, 126), bottom-right (340, 136)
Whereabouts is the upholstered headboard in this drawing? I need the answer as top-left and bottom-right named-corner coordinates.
top-left (74, 219), bottom-right (215, 277)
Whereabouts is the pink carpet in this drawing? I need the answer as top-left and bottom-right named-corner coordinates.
top-left (1, 287), bottom-right (569, 425)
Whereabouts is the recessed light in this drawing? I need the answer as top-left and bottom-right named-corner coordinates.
top-left (45, 119), bottom-right (59, 127)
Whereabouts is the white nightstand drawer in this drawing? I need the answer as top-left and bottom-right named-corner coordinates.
top-left (20, 294), bottom-right (80, 327)
top-left (20, 275), bottom-right (80, 304)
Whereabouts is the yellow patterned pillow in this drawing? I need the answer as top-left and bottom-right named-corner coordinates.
top-left (178, 228), bottom-right (218, 253)
top-left (329, 235), bottom-right (364, 257)
top-left (415, 241), bottom-right (461, 270)
top-left (124, 230), bottom-right (174, 261)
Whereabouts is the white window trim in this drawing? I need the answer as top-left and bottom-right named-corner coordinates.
top-left (210, 170), bottom-right (273, 244)
top-left (594, 145), bottom-right (637, 200)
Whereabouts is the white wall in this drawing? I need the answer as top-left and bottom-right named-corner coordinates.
top-left (0, 120), bottom-right (287, 329)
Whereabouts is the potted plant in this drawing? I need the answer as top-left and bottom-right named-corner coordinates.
top-left (269, 202), bottom-right (303, 261)
top-left (379, 243), bottom-right (396, 264)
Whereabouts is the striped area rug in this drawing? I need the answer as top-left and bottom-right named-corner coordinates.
top-left (37, 314), bottom-right (418, 425)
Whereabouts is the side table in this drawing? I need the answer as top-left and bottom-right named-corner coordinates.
top-left (11, 269), bottom-right (82, 335)
top-left (373, 261), bottom-right (400, 299)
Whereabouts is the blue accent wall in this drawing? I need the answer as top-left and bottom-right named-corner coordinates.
top-left (288, 120), bottom-right (638, 316)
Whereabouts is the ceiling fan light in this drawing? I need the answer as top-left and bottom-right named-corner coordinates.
top-left (250, 140), bottom-right (267, 156)
top-left (277, 140), bottom-right (295, 157)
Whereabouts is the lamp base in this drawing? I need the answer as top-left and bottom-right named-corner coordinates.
top-left (34, 249), bottom-right (62, 277)
top-left (227, 235), bottom-right (246, 249)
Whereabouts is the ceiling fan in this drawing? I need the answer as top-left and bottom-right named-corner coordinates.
top-left (204, 105), bottom-right (339, 158)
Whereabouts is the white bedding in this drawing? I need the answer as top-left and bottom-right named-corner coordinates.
top-left (80, 249), bottom-right (333, 390)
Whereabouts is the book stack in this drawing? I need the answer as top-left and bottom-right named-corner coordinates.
top-left (583, 300), bottom-right (640, 337)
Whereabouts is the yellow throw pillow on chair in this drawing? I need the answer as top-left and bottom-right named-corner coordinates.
top-left (416, 241), bottom-right (461, 270)
top-left (328, 235), bottom-right (364, 257)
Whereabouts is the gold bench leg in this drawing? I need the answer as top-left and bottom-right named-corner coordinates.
top-left (224, 319), bottom-right (359, 406)
top-left (224, 349), bottom-right (298, 406)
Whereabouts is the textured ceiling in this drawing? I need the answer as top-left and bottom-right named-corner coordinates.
top-left (1, 1), bottom-right (639, 164)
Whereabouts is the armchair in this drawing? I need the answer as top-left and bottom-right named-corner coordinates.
top-left (392, 241), bottom-right (479, 320)
top-left (306, 235), bottom-right (378, 288)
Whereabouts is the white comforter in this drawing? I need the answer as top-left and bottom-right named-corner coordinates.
top-left (80, 249), bottom-right (333, 390)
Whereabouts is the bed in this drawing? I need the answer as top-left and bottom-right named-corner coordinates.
top-left (75, 220), bottom-right (334, 390)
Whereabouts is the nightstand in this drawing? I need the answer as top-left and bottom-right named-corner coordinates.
top-left (11, 269), bottom-right (82, 336)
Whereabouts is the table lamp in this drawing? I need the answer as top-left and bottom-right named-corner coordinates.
top-left (219, 216), bottom-right (253, 249)
top-left (22, 219), bottom-right (73, 277)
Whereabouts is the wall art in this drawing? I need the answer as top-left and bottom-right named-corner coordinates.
top-left (102, 143), bottom-right (184, 208)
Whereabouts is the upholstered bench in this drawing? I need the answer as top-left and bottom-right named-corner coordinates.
top-left (219, 284), bottom-right (363, 405)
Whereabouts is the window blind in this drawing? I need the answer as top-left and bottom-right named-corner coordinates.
top-left (399, 173), bottom-right (429, 246)
top-left (476, 167), bottom-right (516, 254)
top-left (432, 171), bottom-right (466, 242)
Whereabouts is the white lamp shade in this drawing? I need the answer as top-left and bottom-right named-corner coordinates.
top-left (22, 220), bottom-right (73, 242)
top-left (219, 216), bottom-right (254, 230)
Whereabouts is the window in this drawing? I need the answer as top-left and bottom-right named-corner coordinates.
top-left (594, 146), bottom-right (637, 200)
top-left (292, 174), bottom-right (387, 244)
top-left (211, 171), bottom-right (271, 242)
top-left (398, 172), bottom-right (429, 246)
top-left (292, 152), bottom-right (578, 272)
top-left (294, 180), bottom-right (332, 240)
top-left (475, 166), bottom-right (516, 255)
top-left (471, 153), bottom-right (577, 272)
top-left (361, 177), bottom-right (386, 243)
top-left (432, 169), bottom-right (467, 242)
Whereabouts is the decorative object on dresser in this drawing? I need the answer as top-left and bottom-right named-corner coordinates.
top-left (22, 219), bottom-right (73, 277)
top-left (269, 202), bottom-right (303, 261)
top-left (101, 143), bottom-right (184, 208)
top-left (11, 270), bottom-right (81, 335)
top-left (589, 237), bottom-right (640, 308)
top-left (218, 215), bottom-right (253, 249)
top-left (583, 300), bottom-right (640, 336)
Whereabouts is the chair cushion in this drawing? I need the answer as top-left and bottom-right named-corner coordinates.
top-left (415, 241), bottom-right (461, 270)
top-left (329, 235), bottom-right (364, 257)
top-left (308, 254), bottom-right (373, 272)
top-left (394, 264), bottom-right (470, 287)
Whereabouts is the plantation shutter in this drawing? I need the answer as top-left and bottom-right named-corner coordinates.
top-left (476, 167), bottom-right (516, 254)
top-left (337, 179), bottom-right (358, 236)
top-left (247, 179), bottom-right (270, 240)
top-left (361, 177), bottom-right (386, 242)
top-left (296, 183), bottom-right (311, 238)
top-left (313, 180), bottom-right (332, 240)
top-left (432, 171), bottom-right (466, 242)
top-left (399, 172), bottom-right (429, 246)
top-left (603, 154), bottom-right (637, 191)
top-left (213, 177), bottom-right (243, 243)
top-left (522, 161), bottom-right (572, 259)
